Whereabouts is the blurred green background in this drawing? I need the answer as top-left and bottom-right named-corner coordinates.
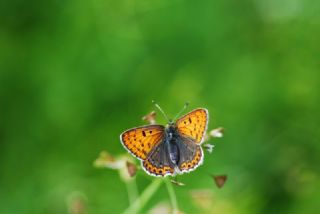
top-left (1, 0), bottom-right (320, 213)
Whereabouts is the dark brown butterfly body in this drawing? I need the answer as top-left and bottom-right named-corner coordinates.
top-left (166, 123), bottom-right (181, 165)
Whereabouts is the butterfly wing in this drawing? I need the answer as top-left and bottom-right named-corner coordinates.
top-left (176, 136), bottom-right (204, 172)
top-left (142, 143), bottom-right (175, 177)
top-left (175, 108), bottom-right (209, 145)
top-left (120, 125), bottom-right (165, 160)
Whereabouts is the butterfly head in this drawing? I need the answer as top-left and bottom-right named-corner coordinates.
top-left (166, 120), bottom-right (174, 130)
top-left (165, 121), bottom-right (178, 141)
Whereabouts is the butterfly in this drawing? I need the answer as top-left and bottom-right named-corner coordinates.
top-left (120, 105), bottom-right (209, 177)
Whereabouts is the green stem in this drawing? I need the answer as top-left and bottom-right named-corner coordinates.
top-left (165, 178), bottom-right (179, 214)
top-left (125, 178), bottom-right (139, 205)
top-left (123, 178), bottom-right (163, 214)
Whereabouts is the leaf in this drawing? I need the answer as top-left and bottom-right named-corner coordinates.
top-left (126, 161), bottom-right (137, 177)
top-left (212, 175), bottom-right (228, 188)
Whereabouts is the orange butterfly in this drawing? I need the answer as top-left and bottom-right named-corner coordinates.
top-left (120, 103), bottom-right (208, 177)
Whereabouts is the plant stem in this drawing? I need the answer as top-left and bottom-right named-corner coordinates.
top-left (123, 178), bottom-right (163, 214)
top-left (125, 178), bottom-right (139, 205)
top-left (165, 178), bottom-right (179, 214)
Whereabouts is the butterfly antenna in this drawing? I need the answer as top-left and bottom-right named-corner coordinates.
top-left (152, 100), bottom-right (170, 122)
top-left (173, 102), bottom-right (189, 121)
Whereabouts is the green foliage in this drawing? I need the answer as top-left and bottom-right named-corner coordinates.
top-left (1, 0), bottom-right (320, 213)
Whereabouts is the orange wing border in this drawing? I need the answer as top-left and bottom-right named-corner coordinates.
top-left (141, 159), bottom-right (175, 177)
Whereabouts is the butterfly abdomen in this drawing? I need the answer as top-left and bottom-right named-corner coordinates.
top-left (165, 125), bottom-right (180, 166)
top-left (168, 142), bottom-right (179, 165)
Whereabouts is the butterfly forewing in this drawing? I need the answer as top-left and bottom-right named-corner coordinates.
top-left (120, 125), bottom-right (165, 160)
top-left (175, 108), bottom-right (209, 144)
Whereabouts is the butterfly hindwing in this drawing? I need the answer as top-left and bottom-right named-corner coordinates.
top-left (175, 108), bottom-right (209, 144)
top-left (176, 136), bottom-right (204, 172)
top-left (142, 143), bottom-right (175, 177)
top-left (120, 125), bottom-right (165, 160)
